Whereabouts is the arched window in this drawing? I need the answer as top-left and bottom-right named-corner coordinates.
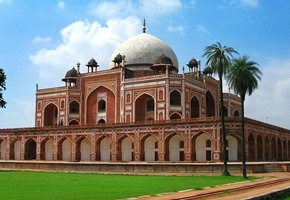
top-left (191, 96), bottom-right (200, 118)
top-left (159, 90), bottom-right (164, 100)
top-left (206, 139), bottom-right (211, 147)
top-left (69, 101), bottom-right (79, 113)
top-left (234, 110), bottom-right (239, 117)
top-left (98, 100), bottom-right (106, 112)
top-left (206, 91), bottom-right (215, 117)
top-left (220, 106), bottom-right (228, 117)
top-left (98, 119), bottom-right (105, 124)
top-left (61, 100), bottom-right (65, 109)
top-left (179, 141), bottom-right (184, 148)
top-left (170, 90), bottom-right (181, 106)
top-left (147, 99), bottom-right (154, 111)
top-left (126, 93), bottom-right (131, 103)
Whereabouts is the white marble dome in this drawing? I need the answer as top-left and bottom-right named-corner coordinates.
top-left (109, 33), bottom-right (179, 71)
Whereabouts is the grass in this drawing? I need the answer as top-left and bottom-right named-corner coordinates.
top-left (0, 171), bottom-right (253, 200)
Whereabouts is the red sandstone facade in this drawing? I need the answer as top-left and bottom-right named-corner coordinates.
top-left (0, 30), bottom-right (290, 163)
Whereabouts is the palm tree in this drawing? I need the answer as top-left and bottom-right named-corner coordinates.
top-left (226, 55), bottom-right (262, 179)
top-left (202, 42), bottom-right (238, 176)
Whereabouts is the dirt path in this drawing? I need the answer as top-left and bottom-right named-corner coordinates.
top-left (137, 173), bottom-right (290, 200)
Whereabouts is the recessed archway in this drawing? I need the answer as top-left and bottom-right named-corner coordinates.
top-left (25, 139), bottom-right (36, 160)
top-left (168, 134), bottom-right (184, 162)
top-left (121, 136), bottom-right (134, 162)
top-left (206, 91), bottom-right (215, 117)
top-left (135, 94), bottom-right (155, 122)
top-left (0, 140), bottom-right (7, 160)
top-left (196, 133), bottom-right (212, 162)
top-left (190, 96), bottom-right (200, 118)
top-left (100, 137), bottom-right (111, 161)
top-left (44, 103), bottom-right (58, 126)
top-left (227, 135), bottom-right (238, 161)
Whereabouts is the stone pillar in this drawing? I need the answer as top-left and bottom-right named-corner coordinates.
top-left (36, 135), bottom-right (41, 160)
top-left (20, 136), bottom-right (25, 160)
top-left (90, 133), bottom-right (96, 161)
top-left (134, 131), bottom-right (141, 161)
top-left (53, 135), bottom-right (58, 161)
top-left (184, 140), bottom-right (192, 162)
top-left (158, 128), bottom-right (166, 161)
top-left (111, 133), bottom-right (118, 162)
top-left (71, 135), bottom-right (76, 161)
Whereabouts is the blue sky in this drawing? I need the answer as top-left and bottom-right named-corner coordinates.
top-left (0, 0), bottom-right (290, 129)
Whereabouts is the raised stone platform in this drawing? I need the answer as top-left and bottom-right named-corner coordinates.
top-left (1, 161), bottom-right (289, 174)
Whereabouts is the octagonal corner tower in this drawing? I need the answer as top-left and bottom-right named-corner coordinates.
top-left (109, 33), bottom-right (179, 72)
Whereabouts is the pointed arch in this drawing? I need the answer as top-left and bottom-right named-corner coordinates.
top-left (140, 134), bottom-right (158, 161)
top-left (206, 91), bottom-right (215, 117)
top-left (195, 133), bottom-right (212, 162)
top-left (265, 136), bottom-right (270, 161)
top-left (119, 136), bottom-right (134, 161)
top-left (283, 139), bottom-right (287, 161)
top-left (0, 139), bottom-right (7, 160)
top-left (227, 135), bottom-right (238, 161)
top-left (277, 138), bottom-right (282, 161)
top-left (99, 137), bottom-right (111, 161)
top-left (58, 137), bottom-right (71, 161)
top-left (220, 106), bottom-right (228, 117)
top-left (165, 133), bottom-right (184, 162)
top-left (76, 137), bottom-right (91, 161)
top-left (86, 86), bottom-right (116, 125)
top-left (248, 133), bottom-right (255, 161)
top-left (69, 100), bottom-right (80, 114)
top-left (234, 110), bottom-right (239, 117)
top-left (257, 135), bottom-right (263, 161)
top-left (135, 94), bottom-right (155, 122)
top-left (190, 96), bottom-right (200, 118)
top-left (271, 137), bottom-right (276, 160)
top-left (25, 138), bottom-right (36, 160)
top-left (69, 119), bottom-right (79, 125)
top-left (40, 137), bottom-right (53, 161)
top-left (170, 90), bottom-right (181, 106)
top-left (170, 112), bottom-right (181, 120)
top-left (44, 103), bottom-right (58, 126)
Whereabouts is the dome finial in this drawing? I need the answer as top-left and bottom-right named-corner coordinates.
top-left (142, 18), bottom-right (146, 33)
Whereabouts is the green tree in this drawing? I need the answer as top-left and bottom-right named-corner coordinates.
top-left (202, 42), bottom-right (238, 176)
top-left (0, 68), bottom-right (7, 108)
top-left (226, 55), bottom-right (262, 179)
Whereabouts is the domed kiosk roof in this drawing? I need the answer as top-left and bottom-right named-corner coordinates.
top-left (109, 33), bottom-right (179, 71)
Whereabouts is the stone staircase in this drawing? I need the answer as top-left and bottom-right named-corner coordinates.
top-left (264, 163), bottom-right (285, 172)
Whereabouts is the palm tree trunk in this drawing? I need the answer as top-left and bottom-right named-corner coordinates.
top-left (241, 98), bottom-right (247, 179)
top-left (219, 76), bottom-right (230, 176)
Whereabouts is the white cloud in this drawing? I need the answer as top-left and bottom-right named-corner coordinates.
top-left (29, 17), bottom-right (141, 84)
top-left (140, 0), bottom-right (182, 16)
top-left (240, 0), bottom-right (258, 8)
top-left (223, 0), bottom-right (259, 8)
top-left (167, 25), bottom-right (184, 33)
top-left (91, 0), bottom-right (135, 20)
top-left (196, 25), bottom-right (209, 35)
top-left (32, 36), bottom-right (51, 44)
top-left (57, 0), bottom-right (66, 10)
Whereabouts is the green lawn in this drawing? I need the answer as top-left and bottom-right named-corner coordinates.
top-left (0, 171), bottom-right (252, 200)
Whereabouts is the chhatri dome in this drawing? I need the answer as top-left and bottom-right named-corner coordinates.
top-left (109, 20), bottom-right (179, 72)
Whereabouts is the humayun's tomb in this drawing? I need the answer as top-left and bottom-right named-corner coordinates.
top-left (0, 23), bottom-right (290, 173)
